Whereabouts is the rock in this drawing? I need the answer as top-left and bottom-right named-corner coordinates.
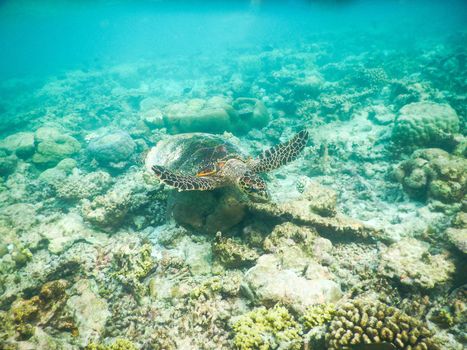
top-left (169, 189), bottom-right (246, 234)
top-left (163, 96), bottom-right (269, 134)
top-left (446, 211), bottom-right (467, 254)
top-left (0, 150), bottom-right (18, 176)
top-left (302, 182), bottom-right (338, 217)
top-left (87, 130), bottom-right (136, 168)
top-left (367, 104), bottom-right (395, 125)
top-left (231, 97), bottom-right (270, 133)
top-left (212, 233), bottom-right (259, 268)
top-left (33, 213), bottom-right (103, 254)
top-left (147, 223), bottom-right (188, 248)
top-left (32, 127), bottom-right (81, 167)
top-left (248, 197), bottom-right (379, 240)
top-left (244, 254), bottom-right (342, 313)
top-left (164, 97), bottom-right (236, 134)
top-left (179, 237), bottom-right (212, 275)
top-left (0, 132), bottom-right (35, 158)
top-left (446, 227), bottom-right (467, 255)
top-left (66, 279), bottom-right (110, 346)
top-left (142, 108), bottom-right (165, 129)
top-left (378, 238), bottom-right (455, 289)
top-left (81, 169), bottom-right (162, 230)
top-left (392, 102), bottom-right (459, 152)
top-left (0, 203), bottom-right (38, 231)
top-left (394, 148), bottom-right (466, 204)
top-left (55, 170), bottom-right (113, 201)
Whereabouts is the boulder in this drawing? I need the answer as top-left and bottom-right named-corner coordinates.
top-left (87, 130), bottom-right (136, 168)
top-left (32, 127), bottom-right (81, 167)
top-left (162, 96), bottom-right (269, 135)
top-left (244, 254), bottom-right (342, 313)
top-left (0, 132), bottom-right (35, 158)
top-left (378, 238), bottom-right (455, 289)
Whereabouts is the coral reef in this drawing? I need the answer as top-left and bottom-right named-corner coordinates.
top-left (162, 96), bottom-right (269, 134)
top-left (85, 338), bottom-right (138, 350)
top-left (445, 211), bottom-right (467, 254)
top-left (81, 169), bottom-right (165, 230)
top-left (87, 130), bottom-right (136, 169)
top-left (110, 243), bottom-right (155, 297)
top-left (32, 127), bottom-right (81, 167)
top-left (6, 279), bottom-right (71, 340)
top-left (378, 238), bottom-right (455, 290)
top-left (244, 254), bottom-right (342, 312)
top-left (232, 305), bottom-right (302, 350)
top-left (0, 131), bottom-right (35, 159)
top-left (212, 233), bottom-right (259, 268)
top-left (394, 148), bottom-right (467, 204)
top-left (302, 303), bottom-right (336, 331)
top-left (325, 299), bottom-right (439, 349)
top-left (0, 11), bottom-right (465, 349)
top-left (392, 102), bottom-right (460, 152)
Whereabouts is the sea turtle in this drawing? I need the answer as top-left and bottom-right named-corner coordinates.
top-left (150, 130), bottom-right (309, 201)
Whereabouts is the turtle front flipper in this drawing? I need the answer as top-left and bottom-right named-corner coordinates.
top-left (250, 129), bottom-right (309, 173)
top-left (238, 171), bottom-right (269, 201)
top-left (152, 165), bottom-right (222, 191)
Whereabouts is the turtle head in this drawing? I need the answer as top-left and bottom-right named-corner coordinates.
top-left (238, 172), bottom-right (269, 202)
top-left (196, 161), bottom-right (225, 177)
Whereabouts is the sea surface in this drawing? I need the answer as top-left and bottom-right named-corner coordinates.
top-left (0, 1), bottom-right (466, 349)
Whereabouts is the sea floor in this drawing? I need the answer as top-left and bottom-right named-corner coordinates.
top-left (0, 26), bottom-right (466, 350)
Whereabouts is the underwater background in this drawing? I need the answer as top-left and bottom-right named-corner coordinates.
top-left (0, 0), bottom-right (466, 349)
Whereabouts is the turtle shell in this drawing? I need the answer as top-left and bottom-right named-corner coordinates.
top-left (145, 133), bottom-right (246, 175)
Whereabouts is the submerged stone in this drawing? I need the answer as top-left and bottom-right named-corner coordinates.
top-left (87, 130), bottom-right (136, 167)
top-left (0, 131), bottom-right (35, 158)
top-left (32, 127), bottom-right (81, 167)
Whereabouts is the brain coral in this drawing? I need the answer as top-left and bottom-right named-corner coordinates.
top-left (325, 299), bottom-right (439, 350)
top-left (392, 102), bottom-right (459, 152)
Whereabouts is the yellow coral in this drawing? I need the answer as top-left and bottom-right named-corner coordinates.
top-left (302, 303), bottom-right (335, 331)
top-left (232, 305), bottom-right (302, 350)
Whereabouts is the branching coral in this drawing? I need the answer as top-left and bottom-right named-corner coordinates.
top-left (325, 299), bottom-right (439, 350)
top-left (111, 244), bottom-right (155, 298)
top-left (232, 305), bottom-right (302, 350)
top-left (302, 303), bottom-right (336, 331)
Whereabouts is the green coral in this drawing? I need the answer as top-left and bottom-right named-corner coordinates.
top-left (325, 299), bottom-right (439, 350)
top-left (213, 233), bottom-right (259, 268)
top-left (302, 303), bottom-right (336, 331)
top-left (232, 305), bottom-right (302, 350)
top-left (190, 276), bottom-right (223, 299)
top-left (112, 243), bottom-right (155, 297)
top-left (85, 338), bottom-right (138, 350)
top-left (430, 309), bottom-right (455, 328)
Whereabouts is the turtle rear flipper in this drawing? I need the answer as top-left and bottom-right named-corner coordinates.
top-left (250, 129), bottom-right (309, 173)
top-left (152, 165), bottom-right (223, 191)
top-left (238, 171), bottom-right (269, 201)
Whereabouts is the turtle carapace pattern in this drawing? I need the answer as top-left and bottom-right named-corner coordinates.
top-left (151, 129), bottom-right (309, 201)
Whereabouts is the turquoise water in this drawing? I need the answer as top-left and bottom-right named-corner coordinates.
top-left (0, 1), bottom-right (466, 349)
